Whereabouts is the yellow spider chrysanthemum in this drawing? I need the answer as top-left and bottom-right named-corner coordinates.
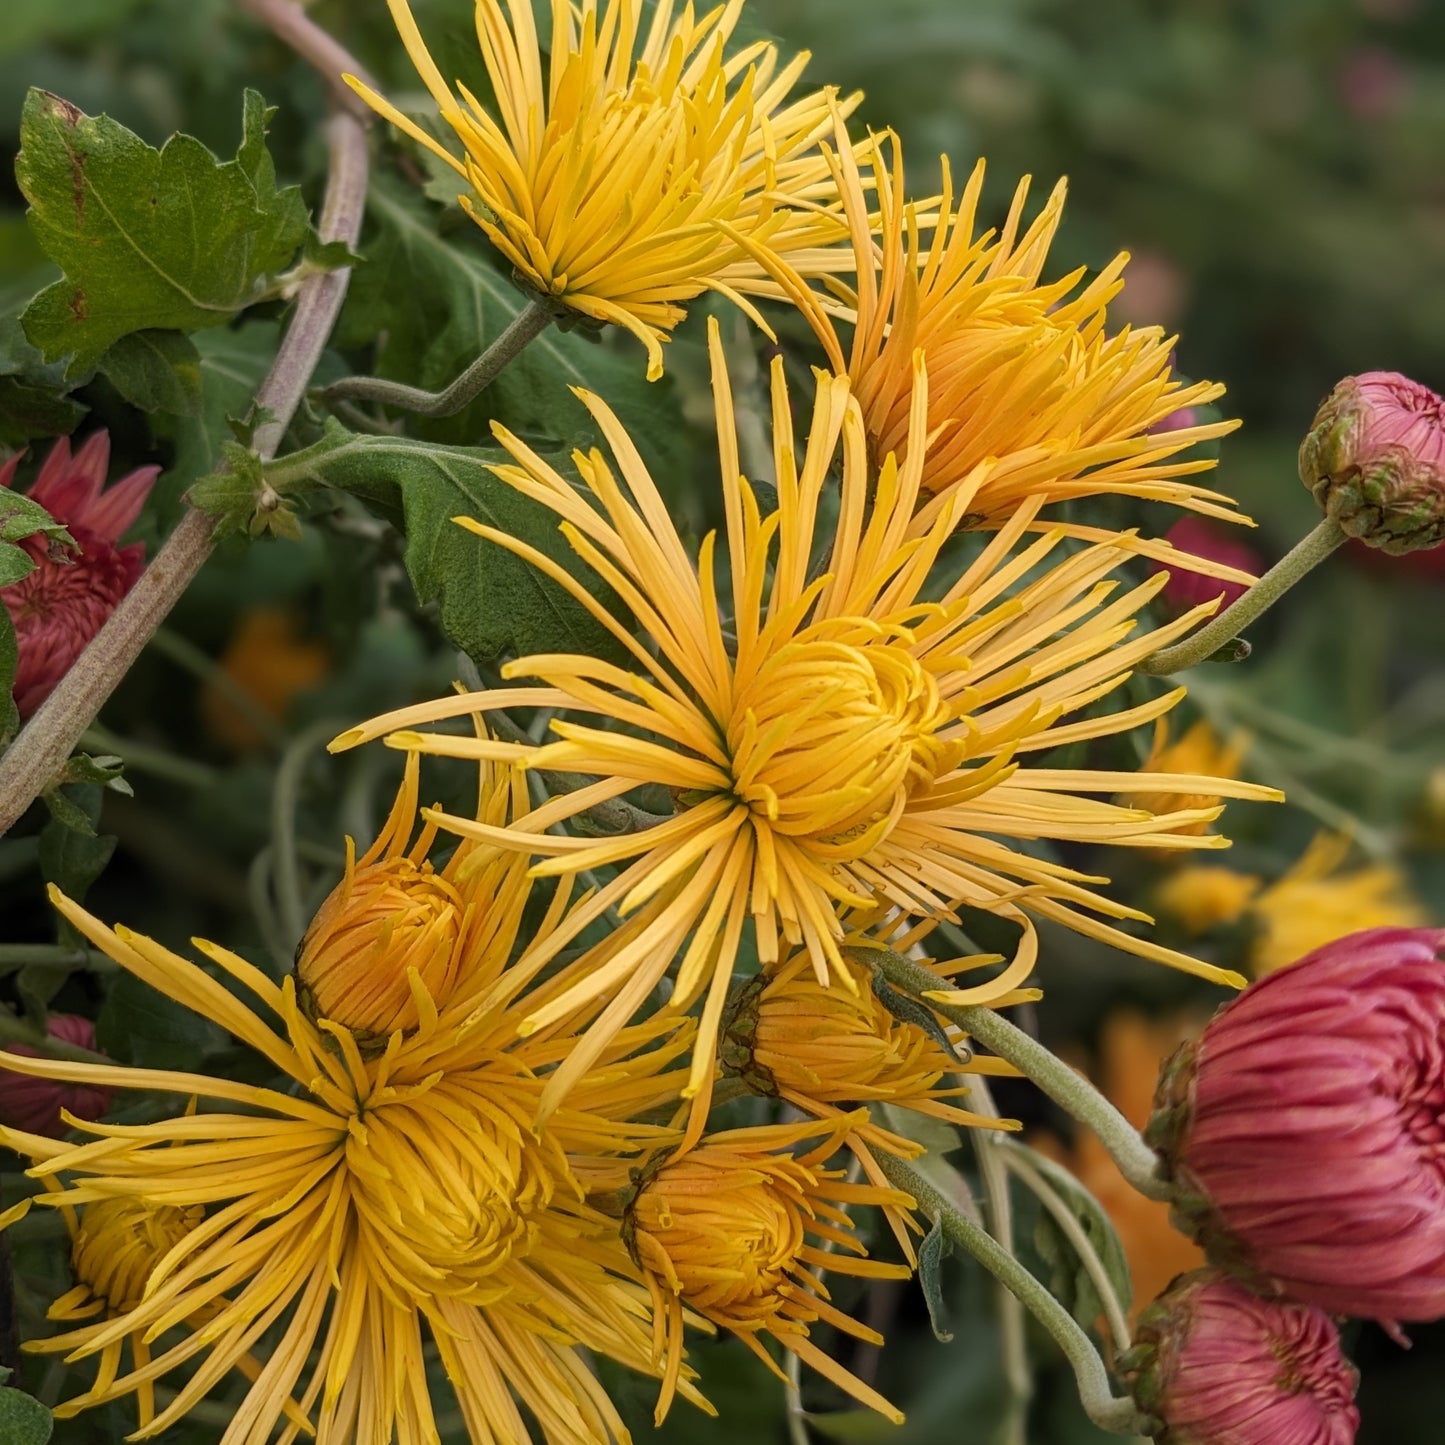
top-left (740, 113), bottom-right (1250, 544)
top-left (0, 874), bottom-right (698, 1442)
top-left (624, 1117), bottom-right (912, 1423)
top-left (349, 0), bottom-right (861, 379)
top-left (1132, 718), bottom-right (1252, 848)
top-left (334, 318), bottom-right (1279, 1118)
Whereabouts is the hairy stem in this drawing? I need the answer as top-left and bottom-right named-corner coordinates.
top-left (321, 299), bottom-right (555, 417)
top-left (1137, 517), bottom-right (1347, 675)
top-left (870, 949), bottom-right (1172, 1203)
top-left (878, 1152), bottom-right (1149, 1438)
top-left (0, 107), bottom-right (369, 838)
top-left (236, 0), bottom-right (380, 116)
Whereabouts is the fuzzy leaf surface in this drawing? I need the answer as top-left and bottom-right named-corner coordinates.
top-left (17, 88), bottom-right (307, 373)
top-left (252, 424), bottom-right (631, 665)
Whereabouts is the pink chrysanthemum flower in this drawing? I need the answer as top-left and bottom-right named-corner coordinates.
top-left (0, 431), bottom-right (158, 718)
top-left (1149, 926), bottom-right (1445, 1323)
top-left (0, 1013), bottom-right (113, 1137)
top-left (1124, 1270), bottom-right (1360, 1445)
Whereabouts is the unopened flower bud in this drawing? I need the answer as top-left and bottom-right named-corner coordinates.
top-left (0, 1013), bottom-right (113, 1137)
top-left (1148, 927), bottom-right (1445, 1322)
top-left (1299, 372), bottom-right (1445, 553)
top-left (1123, 1270), bottom-right (1359, 1445)
top-left (297, 851), bottom-right (469, 1039)
top-left (71, 1196), bottom-right (202, 1315)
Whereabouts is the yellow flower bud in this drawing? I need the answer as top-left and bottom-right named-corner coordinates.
top-left (626, 1119), bottom-right (911, 1426)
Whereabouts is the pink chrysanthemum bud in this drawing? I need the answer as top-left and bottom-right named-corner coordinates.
top-left (1299, 372), bottom-right (1445, 554)
top-left (0, 1013), bottom-right (113, 1137)
top-left (1123, 1270), bottom-right (1359, 1445)
top-left (1148, 927), bottom-right (1445, 1322)
top-left (0, 432), bottom-right (158, 718)
top-left (1151, 516), bottom-right (1264, 615)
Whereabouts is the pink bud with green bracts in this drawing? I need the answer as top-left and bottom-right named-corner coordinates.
top-left (1123, 1270), bottom-right (1359, 1445)
top-left (1299, 372), bottom-right (1445, 554)
top-left (1149, 927), bottom-right (1445, 1323)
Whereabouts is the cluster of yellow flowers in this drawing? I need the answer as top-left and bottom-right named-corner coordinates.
top-left (0, 1), bottom-right (1288, 1440)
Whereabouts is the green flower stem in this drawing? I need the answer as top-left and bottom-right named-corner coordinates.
top-left (80, 726), bottom-right (220, 790)
top-left (877, 1151), bottom-right (1149, 1437)
top-left (967, 1072), bottom-right (1031, 1445)
top-left (0, 945), bottom-right (115, 975)
top-left (0, 107), bottom-right (370, 840)
top-left (0, 1008), bottom-right (111, 1066)
top-left (868, 949), bottom-right (1172, 1203)
top-left (1002, 1144), bottom-right (1133, 1353)
top-left (320, 299), bottom-right (556, 418)
top-left (271, 718), bottom-right (350, 953)
top-left (1136, 516), bottom-right (1347, 675)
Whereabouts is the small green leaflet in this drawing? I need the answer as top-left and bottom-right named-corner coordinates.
top-left (193, 423), bottom-right (632, 666)
top-left (17, 88), bottom-right (308, 374)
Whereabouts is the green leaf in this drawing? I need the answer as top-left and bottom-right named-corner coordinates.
top-left (918, 1217), bottom-right (955, 1343)
top-left (96, 968), bottom-right (217, 1072)
top-left (97, 329), bottom-right (203, 416)
top-left (238, 424), bottom-right (631, 665)
top-left (17, 88), bottom-right (308, 374)
top-left (0, 488), bottom-right (70, 600)
top-left (0, 274), bottom-right (88, 446)
top-left (0, 1386), bottom-right (52, 1445)
top-left (1018, 1144), bottom-right (1133, 1327)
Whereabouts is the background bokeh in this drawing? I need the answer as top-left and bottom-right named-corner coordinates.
top-left (1, 0), bottom-right (1443, 1440)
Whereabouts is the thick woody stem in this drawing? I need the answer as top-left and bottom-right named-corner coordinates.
top-left (236, 0), bottom-right (380, 114)
top-left (0, 104), bottom-right (370, 837)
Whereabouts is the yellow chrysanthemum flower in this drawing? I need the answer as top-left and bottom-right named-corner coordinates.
top-left (1152, 863), bottom-right (1263, 935)
top-left (335, 318), bottom-right (1278, 1118)
top-left (349, 0), bottom-right (861, 379)
top-left (0, 871), bottom-right (697, 1443)
top-left (739, 113), bottom-right (1249, 544)
top-left (624, 1117), bottom-right (912, 1423)
top-left (1248, 832), bottom-right (1429, 977)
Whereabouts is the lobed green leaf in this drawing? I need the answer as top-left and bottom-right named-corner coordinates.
top-left (17, 88), bottom-right (308, 374)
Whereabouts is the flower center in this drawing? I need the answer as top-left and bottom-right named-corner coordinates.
top-left (728, 623), bottom-right (951, 859)
top-left (71, 1197), bottom-right (202, 1315)
top-left (297, 856), bottom-right (466, 1037)
top-left (345, 1070), bottom-right (567, 1306)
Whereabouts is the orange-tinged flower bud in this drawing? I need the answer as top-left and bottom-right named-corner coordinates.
top-left (1299, 371), bottom-right (1445, 554)
top-left (722, 952), bottom-right (1004, 1141)
top-left (625, 1119), bottom-right (911, 1425)
top-left (1123, 1270), bottom-right (1359, 1445)
top-left (298, 851), bottom-right (470, 1038)
top-left (0, 1013), bottom-right (112, 1136)
top-left (69, 1197), bottom-right (202, 1316)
